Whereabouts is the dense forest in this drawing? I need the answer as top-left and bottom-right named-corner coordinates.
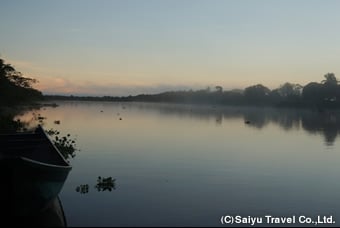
top-left (0, 58), bottom-right (42, 106)
top-left (46, 73), bottom-right (340, 110)
top-left (1, 57), bottom-right (340, 109)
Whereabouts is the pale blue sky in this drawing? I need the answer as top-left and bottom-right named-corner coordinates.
top-left (1, 0), bottom-right (340, 95)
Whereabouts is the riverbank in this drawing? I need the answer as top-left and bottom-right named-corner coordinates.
top-left (0, 102), bottom-right (58, 133)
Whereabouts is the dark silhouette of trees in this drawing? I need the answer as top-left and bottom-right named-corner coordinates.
top-left (44, 72), bottom-right (340, 109)
top-left (215, 86), bottom-right (223, 93)
top-left (322, 73), bottom-right (338, 86)
top-left (302, 82), bottom-right (322, 103)
top-left (277, 82), bottom-right (302, 98)
top-left (244, 84), bottom-right (271, 104)
top-left (271, 82), bottom-right (303, 107)
top-left (302, 73), bottom-right (340, 108)
top-left (321, 73), bottom-right (339, 103)
top-left (0, 58), bottom-right (42, 106)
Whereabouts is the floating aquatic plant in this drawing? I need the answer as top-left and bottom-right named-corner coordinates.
top-left (95, 176), bottom-right (116, 192)
top-left (76, 184), bottom-right (89, 194)
top-left (46, 128), bottom-right (78, 161)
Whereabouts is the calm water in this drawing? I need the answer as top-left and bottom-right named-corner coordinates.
top-left (18, 101), bottom-right (340, 226)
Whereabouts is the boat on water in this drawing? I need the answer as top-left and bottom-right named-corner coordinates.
top-left (2, 196), bottom-right (68, 227)
top-left (0, 125), bottom-right (72, 217)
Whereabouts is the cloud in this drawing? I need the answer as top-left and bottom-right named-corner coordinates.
top-left (1, 57), bottom-right (202, 96)
top-left (36, 77), bottom-right (75, 94)
top-left (2, 56), bottom-right (226, 96)
top-left (37, 76), bottom-right (197, 96)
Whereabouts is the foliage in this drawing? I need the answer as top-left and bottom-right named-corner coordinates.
top-left (322, 73), bottom-right (338, 86)
top-left (0, 58), bottom-right (42, 106)
top-left (95, 176), bottom-right (116, 192)
top-left (46, 128), bottom-right (78, 160)
top-left (76, 184), bottom-right (89, 194)
top-left (278, 83), bottom-right (302, 97)
top-left (75, 177), bottom-right (116, 194)
top-left (0, 115), bottom-right (27, 133)
top-left (8, 73), bottom-right (38, 89)
top-left (41, 72), bottom-right (340, 109)
top-left (244, 84), bottom-right (271, 104)
top-left (302, 73), bottom-right (340, 108)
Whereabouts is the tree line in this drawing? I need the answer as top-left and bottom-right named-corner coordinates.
top-left (1, 57), bottom-right (340, 109)
top-left (47, 73), bottom-right (340, 109)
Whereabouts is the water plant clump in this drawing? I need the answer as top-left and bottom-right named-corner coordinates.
top-left (46, 128), bottom-right (78, 160)
top-left (75, 184), bottom-right (89, 194)
top-left (95, 176), bottom-right (116, 192)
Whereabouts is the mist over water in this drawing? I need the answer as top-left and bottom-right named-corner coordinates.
top-left (18, 101), bottom-right (340, 226)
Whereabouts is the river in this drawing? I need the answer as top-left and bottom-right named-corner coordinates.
top-left (17, 101), bottom-right (340, 226)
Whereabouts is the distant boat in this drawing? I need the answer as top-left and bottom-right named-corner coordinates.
top-left (0, 125), bottom-right (72, 216)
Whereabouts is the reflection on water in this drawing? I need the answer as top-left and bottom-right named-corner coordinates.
top-left (0, 106), bottom-right (72, 226)
top-left (17, 101), bottom-right (340, 226)
top-left (35, 196), bottom-right (67, 227)
top-left (134, 103), bottom-right (340, 146)
top-left (0, 196), bottom-right (67, 227)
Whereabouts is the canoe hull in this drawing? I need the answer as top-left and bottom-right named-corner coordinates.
top-left (0, 126), bottom-right (72, 216)
top-left (1, 158), bottom-right (71, 216)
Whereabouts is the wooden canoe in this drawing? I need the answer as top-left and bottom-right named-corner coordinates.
top-left (0, 125), bottom-right (72, 216)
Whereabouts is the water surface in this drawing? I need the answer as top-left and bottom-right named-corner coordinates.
top-left (18, 101), bottom-right (340, 226)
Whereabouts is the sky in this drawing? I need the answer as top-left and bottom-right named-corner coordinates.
top-left (1, 0), bottom-right (340, 96)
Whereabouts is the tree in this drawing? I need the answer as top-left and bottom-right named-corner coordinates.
top-left (278, 82), bottom-right (302, 97)
top-left (320, 73), bottom-right (339, 103)
top-left (0, 59), bottom-right (38, 89)
top-left (302, 82), bottom-right (323, 103)
top-left (0, 59), bottom-right (15, 87)
top-left (322, 73), bottom-right (338, 86)
top-left (244, 84), bottom-right (271, 104)
top-left (0, 58), bottom-right (42, 105)
top-left (215, 86), bottom-right (223, 93)
top-left (1, 59), bottom-right (14, 75)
